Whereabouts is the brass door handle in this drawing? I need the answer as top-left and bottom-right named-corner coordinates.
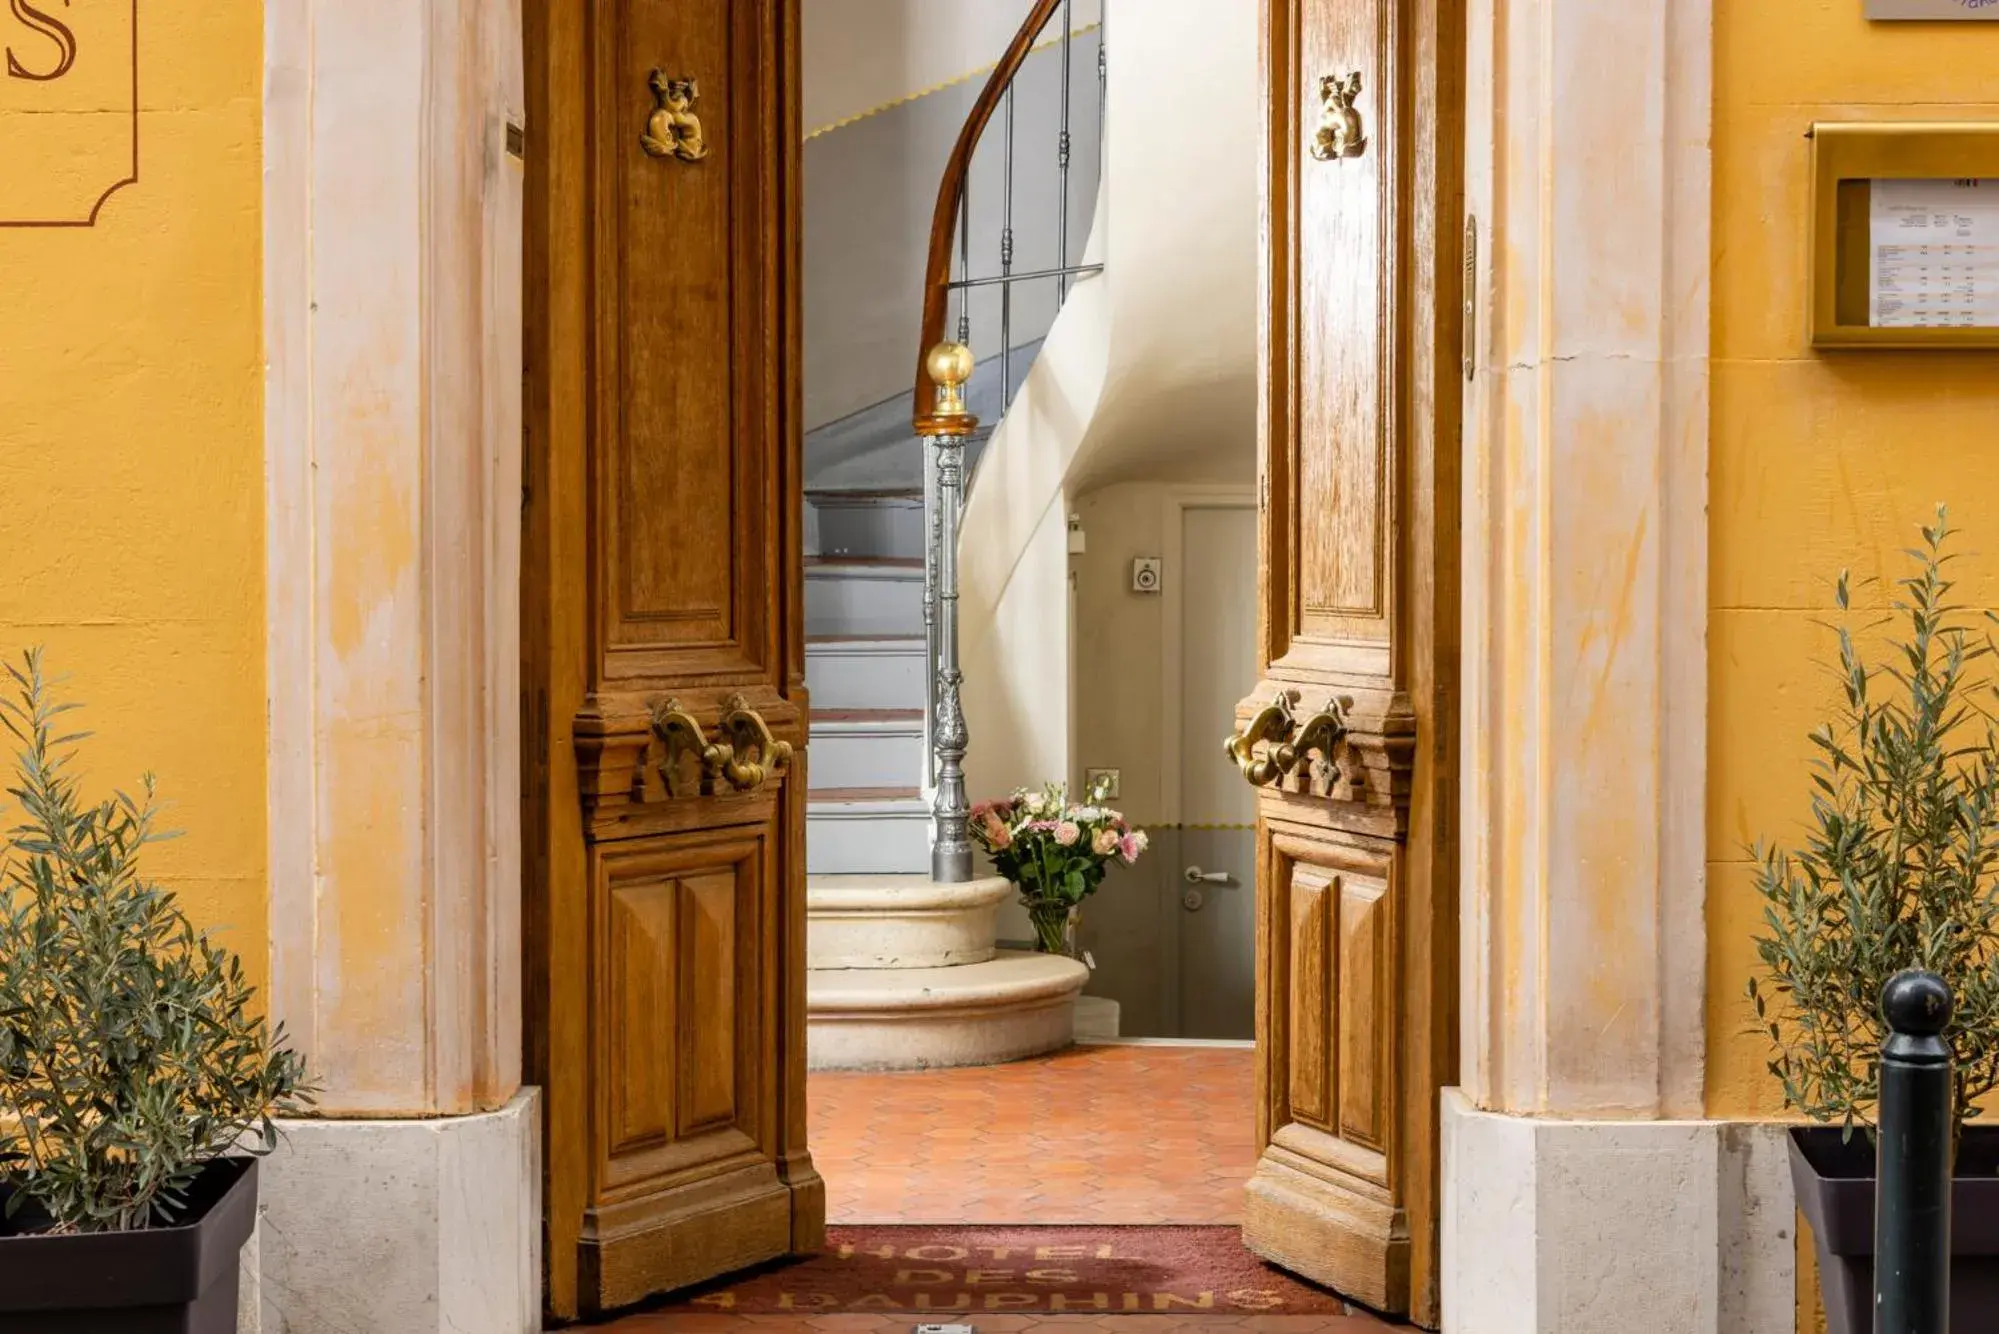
top-left (1309, 71), bottom-right (1369, 162)
top-left (1224, 699), bottom-right (1294, 789)
top-left (716, 695), bottom-right (792, 794)
top-left (650, 696), bottom-right (793, 796)
top-left (652, 699), bottom-right (731, 797)
top-left (642, 72), bottom-right (710, 162)
top-left (1224, 695), bottom-right (1356, 792)
top-left (1281, 697), bottom-right (1355, 782)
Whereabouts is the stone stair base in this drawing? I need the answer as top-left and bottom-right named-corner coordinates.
top-left (807, 951), bottom-right (1090, 1071)
top-left (808, 874), bottom-right (1010, 969)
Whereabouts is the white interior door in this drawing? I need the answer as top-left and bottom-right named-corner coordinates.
top-left (1174, 504), bottom-right (1259, 1038)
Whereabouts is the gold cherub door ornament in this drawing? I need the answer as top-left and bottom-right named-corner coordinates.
top-left (1310, 71), bottom-right (1368, 161)
top-left (641, 72), bottom-right (710, 162)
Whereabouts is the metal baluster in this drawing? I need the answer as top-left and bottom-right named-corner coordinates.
top-left (1000, 84), bottom-right (1016, 412)
top-left (1098, 24), bottom-right (1107, 158)
top-left (957, 179), bottom-right (971, 347)
top-left (1057, 0), bottom-right (1075, 299)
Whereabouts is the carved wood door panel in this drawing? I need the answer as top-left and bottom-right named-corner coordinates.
top-left (525, 0), bottom-right (820, 1320)
top-left (1242, 0), bottom-right (1460, 1325)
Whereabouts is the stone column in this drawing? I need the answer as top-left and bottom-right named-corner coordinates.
top-left (1444, 1), bottom-right (1791, 1329)
top-left (259, 1), bottom-right (537, 1330)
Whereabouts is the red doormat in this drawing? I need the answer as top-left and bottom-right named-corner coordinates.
top-left (661, 1225), bottom-right (1352, 1317)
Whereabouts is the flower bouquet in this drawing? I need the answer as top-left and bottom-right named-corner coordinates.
top-left (968, 781), bottom-right (1148, 955)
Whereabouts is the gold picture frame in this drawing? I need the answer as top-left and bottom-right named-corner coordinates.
top-left (1809, 121), bottom-right (1999, 349)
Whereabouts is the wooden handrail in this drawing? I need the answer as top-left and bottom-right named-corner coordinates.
top-left (911, 0), bottom-right (1064, 432)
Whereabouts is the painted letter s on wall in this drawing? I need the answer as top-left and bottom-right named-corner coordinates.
top-left (7, 0), bottom-right (77, 83)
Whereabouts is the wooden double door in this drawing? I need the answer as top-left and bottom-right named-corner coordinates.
top-left (1238, 0), bottom-right (1462, 1326)
top-left (522, 0), bottom-right (1460, 1325)
top-left (523, 0), bottom-right (821, 1321)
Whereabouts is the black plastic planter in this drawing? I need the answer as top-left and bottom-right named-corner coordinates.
top-left (1791, 1126), bottom-right (1999, 1334)
top-left (0, 1157), bottom-right (257, 1334)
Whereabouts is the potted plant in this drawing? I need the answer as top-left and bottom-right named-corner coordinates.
top-left (0, 652), bottom-right (310, 1333)
top-left (1748, 512), bottom-right (1999, 1334)
top-left (969, 780), bottom-right (1148, 955)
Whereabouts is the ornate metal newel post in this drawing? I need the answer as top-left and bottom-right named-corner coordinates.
top-left (920, 341), bottom-right (978, 882)
top-left (921, 442), bottom-right (940, 796)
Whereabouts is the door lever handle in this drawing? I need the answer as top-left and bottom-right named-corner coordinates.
top-left (1183, 866), bottom-right (1232, 886)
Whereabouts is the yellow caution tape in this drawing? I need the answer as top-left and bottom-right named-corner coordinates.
top-left (805, 22), bottom-right (1102, 142)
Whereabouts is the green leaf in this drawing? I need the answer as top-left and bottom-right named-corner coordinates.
top-left (0, 656), bottom-right (314, 1232)
top-left (1747, 519), bottom-right (1999, 1155)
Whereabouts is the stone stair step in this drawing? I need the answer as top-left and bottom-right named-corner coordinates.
top-left (805, 556), bottom-right (925, 638)
top-left (806, 786), bottom-right (931, 876)
top-left (807, 873), bottom-right (1010, 969)
top-left (809, 707), bottom-right (925, 790)
top-left (807, 491), bottom-right (925, 562)
top-left (807, 950), bottom-right (1090, 1071)
top-left (806, 635), bottom-right (927, 712)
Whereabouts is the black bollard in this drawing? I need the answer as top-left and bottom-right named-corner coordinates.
top-left (1877, 970), bottom-right (1954, 1334)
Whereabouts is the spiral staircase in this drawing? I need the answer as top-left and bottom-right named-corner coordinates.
top-left (801, 2), bottom-right (1108, 1070)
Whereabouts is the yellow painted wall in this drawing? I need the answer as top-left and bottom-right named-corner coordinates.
top-left (1708, 1), bottom-right (1999, 1123)
top-left (1709, 16), bottom-right (1999, 1325)
top-left (0, 6), bottom-right (267, 988)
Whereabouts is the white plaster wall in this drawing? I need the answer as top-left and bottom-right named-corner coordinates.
top-left (958, 0), bottom-right (1260, 803)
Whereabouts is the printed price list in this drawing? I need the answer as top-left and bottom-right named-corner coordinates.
top-left (1870, 178), bottom-right (1999, 329)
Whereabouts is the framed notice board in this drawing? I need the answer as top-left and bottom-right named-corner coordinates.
top-left (1867, 0), bottom-right (1999, 18)
top-left (1810, 122), bottom-right (1999, 349)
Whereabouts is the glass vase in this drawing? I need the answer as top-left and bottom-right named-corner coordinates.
top-left (1026, 901), bottom-right (1074, 956)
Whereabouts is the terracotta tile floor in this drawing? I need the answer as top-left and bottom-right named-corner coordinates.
top-left (816, 1044), bottom-right (1258, 1225)
top-left (595, 1046), bottom-right (1398, 1331)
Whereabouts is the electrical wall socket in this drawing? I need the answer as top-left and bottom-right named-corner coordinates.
top-left (1132, 557), bottom-right (1162, 593)
top-left (1085, 768), bottom-right (1121, 800)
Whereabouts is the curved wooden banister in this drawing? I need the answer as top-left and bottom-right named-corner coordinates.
top-left (911, 0), bottom-right (1065, 431)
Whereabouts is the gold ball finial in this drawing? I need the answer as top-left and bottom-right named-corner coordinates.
top-left (926, 341), bottom-right (975, 417)
top-left (927, 341), bottom-right (974, 388)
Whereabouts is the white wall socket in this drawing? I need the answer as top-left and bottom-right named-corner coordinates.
top-left (1132, 557), bottom-right (1162, 593)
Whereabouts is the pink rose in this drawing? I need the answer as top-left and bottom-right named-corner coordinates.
top-left (1055, 821), bottom-right (1081, 847)
top-left (990, 822), bottom-right (1013, 850)
top-left (1092, 827), bottom-right (1120, 856)
top-left (1119, 830), bottom-right (1148, 865)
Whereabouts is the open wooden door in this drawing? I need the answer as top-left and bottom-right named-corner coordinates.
top-left (1239, 0), bottom-right (1462, 1326)
top-left (523, 0), bottom-right (823, 1321)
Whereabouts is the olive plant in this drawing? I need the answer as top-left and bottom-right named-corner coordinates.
top-left (1749, 510), bottom-right (1999, 1154)
top-left (0, 652), bottom-right (309, 1232)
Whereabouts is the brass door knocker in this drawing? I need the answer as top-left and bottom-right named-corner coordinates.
top-left (716, 695), bottom-right (792, 794)
top-left (1280, 697), bottom-right (1356, 785)
top-left (1225, 696), bottom-right (1297, 789)
top-left (652, 699), bottom-right (731, 797)
top-left (1310, 71), bottom-right (1368, 162)
top-left (642, 72), bottom-right (709, 163)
